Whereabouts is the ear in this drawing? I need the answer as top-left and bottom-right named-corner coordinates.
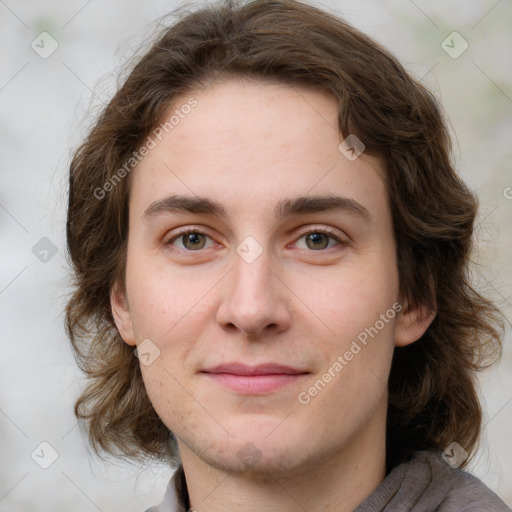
top-left (110, 282), bottom-right (136, 346)
top-left (394, 298), bottom-right (436, 348)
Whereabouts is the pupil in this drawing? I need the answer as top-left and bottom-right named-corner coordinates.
top-left (308, 233), bottom-right (327, 249)
top-left (310, 233), bottom-right (322, 244)
top-left (188, 234), bottom-right (201, 245)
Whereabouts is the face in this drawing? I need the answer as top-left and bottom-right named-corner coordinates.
top-left (112, 79), bottom-right (433, 477)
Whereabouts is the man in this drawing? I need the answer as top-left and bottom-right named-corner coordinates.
top-left (65, 0), bottom-right (510, 510)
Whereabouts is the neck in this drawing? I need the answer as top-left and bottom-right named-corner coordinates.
top-left (178, 407), bottom-right (387, 512)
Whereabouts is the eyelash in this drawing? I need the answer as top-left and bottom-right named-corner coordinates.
top-left (164, 226), bottom-right (347, 253)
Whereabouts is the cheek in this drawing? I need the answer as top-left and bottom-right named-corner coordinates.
top-left (299, 266), bottom-right (398, 420)
top-left (139, 360), bottom-right (185, 432)
top-left (297, 251), bottom-right (398, 340)
top-left (125, 253), bottom-right (207, 341)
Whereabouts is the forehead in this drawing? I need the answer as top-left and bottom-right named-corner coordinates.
top-left (129, 79), bottom-right (387, 221)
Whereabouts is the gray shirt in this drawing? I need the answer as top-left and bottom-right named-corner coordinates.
top-left (146, 449), bottom-right (511, 511)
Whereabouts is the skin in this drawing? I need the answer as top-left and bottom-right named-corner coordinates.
top-left (112, 79), bottom-right (435, 512)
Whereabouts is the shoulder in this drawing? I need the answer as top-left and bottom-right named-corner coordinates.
top-left (429, 454), bottom-right (510, 511)
top-left (405, 450), bottom-right (510, 512)
top-left (355, 449), bottom-right (510, 511)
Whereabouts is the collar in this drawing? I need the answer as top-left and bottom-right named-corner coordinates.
top-left (152, 464), bottom-right (188, 512)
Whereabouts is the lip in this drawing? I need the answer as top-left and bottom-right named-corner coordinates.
top-left (200, 363), bottom-right (310, 394)
top-left (203, 363), bottom-right (308, 375)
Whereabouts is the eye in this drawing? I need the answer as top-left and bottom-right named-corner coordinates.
top-left (164, 226), bottom-right (347, 253)
top-left (294, 227), bottom-right (346, 251)
top-left (164, 228), bottom-right (216, 251)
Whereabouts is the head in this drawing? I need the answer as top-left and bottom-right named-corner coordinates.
top-left (66, 0), bottom-right (504, 474)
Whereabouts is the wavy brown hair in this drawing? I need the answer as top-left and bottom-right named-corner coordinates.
top-left (65, 0), bottom-right (505, 471)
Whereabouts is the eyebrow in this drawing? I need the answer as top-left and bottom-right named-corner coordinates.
top-left (142, 194), bottom-right (372, 223)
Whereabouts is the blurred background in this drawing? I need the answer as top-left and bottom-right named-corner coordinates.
top-left (1, 0), bottom-right (511, 510)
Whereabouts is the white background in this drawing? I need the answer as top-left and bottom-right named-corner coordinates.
top-left (1, 0), bottom-right (511, 510)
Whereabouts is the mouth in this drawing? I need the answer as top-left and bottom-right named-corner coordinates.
top-left (200, 363), bottom-right (311, 394)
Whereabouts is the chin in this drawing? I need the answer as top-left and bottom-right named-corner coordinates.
top-left (197, 443), bottom-right (308, 479)
top-left (179, 417), bottom-right (323, 478)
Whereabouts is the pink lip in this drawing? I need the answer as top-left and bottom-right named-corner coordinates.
top-left (201, 363), bottom-right (310, 394)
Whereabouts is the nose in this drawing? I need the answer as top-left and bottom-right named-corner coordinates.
top-left (215, 249), bottom-right (292, 338)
